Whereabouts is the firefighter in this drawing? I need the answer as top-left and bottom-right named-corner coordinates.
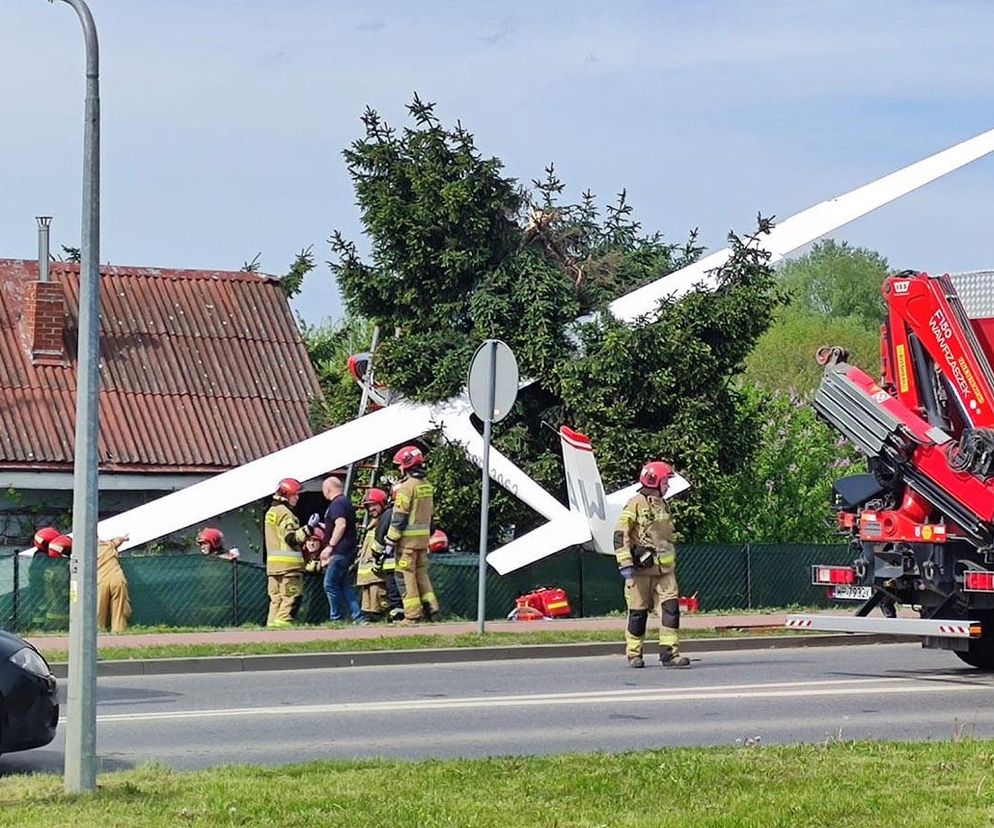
top-left (97, 535), bottom-right (133, 633)
top-left (615, 460), bottom-right (690, 668)
top-left (356, 488), bottom-right (391, 620)
top-left (264, 477), bottom-right (318, 627)
top-left (374, 492), bottom-right (406, 622)
top-left (196, 527), bottom-right (240, 561)
top-left (302, 524), bottom-right (325, 574)
top-left (386, 446), bottom-right (440, 623)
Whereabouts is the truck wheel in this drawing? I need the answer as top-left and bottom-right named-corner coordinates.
top-left (955, 611), bottom-right (994, 670)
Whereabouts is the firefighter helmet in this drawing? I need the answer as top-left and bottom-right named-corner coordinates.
top-left (639, 461), bottom-right (674, 490)
top-left (428, 529), bottom-right (449, 553)
top-left (276, 478), bottom-right (303, 498)
top-left (197, 527), bottom-right (224, 551)
top-left (33, 526), bottom-right (60, 553)
top-left (393, 445), bottom-right (424, 472)
top-left (49, 534), bottom-right (72, 558)
top-left (309, 523), bottom-right (326, 542)
top-left (362, 488), bottom-right (388, 508)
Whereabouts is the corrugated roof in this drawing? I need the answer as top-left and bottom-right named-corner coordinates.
top-left (0, 259), bottom-right (321, 473)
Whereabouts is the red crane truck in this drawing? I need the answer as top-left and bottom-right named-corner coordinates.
top-left (787, 269), bottom-right (994, 668)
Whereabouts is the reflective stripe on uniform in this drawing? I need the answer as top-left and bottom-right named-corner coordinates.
top-left (268, 553), bottom-right (304, 565)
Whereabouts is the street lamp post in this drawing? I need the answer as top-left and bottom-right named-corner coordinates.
top-left (49, 0), bottom-right (101, 794)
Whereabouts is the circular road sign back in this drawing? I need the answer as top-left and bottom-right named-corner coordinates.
top-left (468, 340), bottom-right (519, 423)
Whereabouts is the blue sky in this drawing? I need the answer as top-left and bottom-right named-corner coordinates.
top-left (2, 1), bottom-right (993, 325)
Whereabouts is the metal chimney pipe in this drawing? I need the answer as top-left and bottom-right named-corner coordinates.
top-left (36, 216), bottom-right (52, 282)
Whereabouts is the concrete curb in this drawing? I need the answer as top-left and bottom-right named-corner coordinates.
top-left (47, 633), bottom-right (915, 678)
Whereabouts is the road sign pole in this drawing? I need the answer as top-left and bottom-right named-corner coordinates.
top-left (467, 339), bottom-right (518, 636)
top-left (53, 0), bottom-right (101, 795)
top-left (477, 340), bottom-right (497, 635)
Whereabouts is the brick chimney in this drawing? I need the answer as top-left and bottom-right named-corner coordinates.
top-left (21, 279), bottom-right (67, 365)
top-left (20, 217), bottom-right (67, 365)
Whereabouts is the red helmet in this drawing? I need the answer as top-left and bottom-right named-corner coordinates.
top-left (309, 523), bottom-right (326, 542)
top-left (276, 478), bottom-right (303, 498)
top-left (393, 445), bottom-right (424, 472)
top-left (639, 461), bottom-right (674, 490)
top-left (362, 488), bottom-right (388, 508)
top-left (49, 534), bottom-right (72, 558)
top-left (428, 529), bottom-right (449, 553)
top-left (33, 526), bottom-right (61, 553)
top-left (196, 527), bottom-right (224, 551)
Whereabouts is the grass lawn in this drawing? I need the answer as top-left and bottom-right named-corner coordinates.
top-left (2, 741), bottom-right (992, 827)
top-left (34, 626), bottom-right (812, 664)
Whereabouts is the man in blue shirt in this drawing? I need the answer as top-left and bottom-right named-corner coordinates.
top-left (318, 472), bottom-right (365, 623)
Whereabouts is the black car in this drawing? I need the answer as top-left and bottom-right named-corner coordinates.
top-left (0, 630), bottom-right (58, 757)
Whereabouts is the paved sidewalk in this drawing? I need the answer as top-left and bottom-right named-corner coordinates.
top-left (26, 609), bottom-right (902, 652)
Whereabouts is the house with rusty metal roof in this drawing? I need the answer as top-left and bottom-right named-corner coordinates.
top-left (0, 252), bottom-right (321, 558)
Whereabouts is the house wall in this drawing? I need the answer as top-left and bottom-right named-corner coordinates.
top-left (0, 486), bottom-right (268, 563)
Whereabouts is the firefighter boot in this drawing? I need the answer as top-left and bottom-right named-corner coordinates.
top-left (659, 647), bottom-right (690, 668)
top-left (627, 655), bottom-right (645, 668)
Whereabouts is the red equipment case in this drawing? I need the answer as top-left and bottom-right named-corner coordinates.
top-left (516, 587), bottom-right (572, 618)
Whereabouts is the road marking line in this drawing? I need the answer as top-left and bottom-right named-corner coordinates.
top-left (77, 678), bottom-right (991, 723)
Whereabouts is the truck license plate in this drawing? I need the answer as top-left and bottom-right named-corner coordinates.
top-left (832, 585), bottom-right (873, 601)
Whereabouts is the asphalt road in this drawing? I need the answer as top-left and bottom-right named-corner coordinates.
top-left (5, 642), bottom-right (994, 775)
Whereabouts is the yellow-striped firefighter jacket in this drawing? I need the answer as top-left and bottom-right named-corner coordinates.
top-left (264, 500), bottom-right (308, 574)
top-left (387, 474), bottom-right (434, 552)
top-left (614, 490), bottom-right (676, 572)
top-left (356, 516), bottom-right (386, 586)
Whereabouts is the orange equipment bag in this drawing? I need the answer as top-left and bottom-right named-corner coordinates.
top-left (517, 587), bottom-right (571, 618)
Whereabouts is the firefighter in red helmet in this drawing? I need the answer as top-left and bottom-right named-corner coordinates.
top-left (197, 527), bottom-right (239, 561)
top-left (263, 477), bottom-right (318, 627)
top-left (614, 460), bottom-right (690, 668)
top-left (386, 446), bottom-right (440, 623)
top-left (40, 533), bottom-right (73, 629)
top-left (355, 488), bottom-right (390, 620)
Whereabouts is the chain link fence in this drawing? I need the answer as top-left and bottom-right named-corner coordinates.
top-left (0, 543), bottom-right (851, 633)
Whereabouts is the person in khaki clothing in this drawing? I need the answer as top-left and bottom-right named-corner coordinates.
top-left (264, 477), bottom-right (318, 627)
top-left (97, 535), bottom-right (133, 633)
top-left (615, 460), bottom-right (690, 669)
top-left (386, 446), bottom-right (440, 623)
top-left (355, 488), bottom-right (390, 620)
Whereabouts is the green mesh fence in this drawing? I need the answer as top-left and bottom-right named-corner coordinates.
top-left (0, 543), bottom-right (851, 633)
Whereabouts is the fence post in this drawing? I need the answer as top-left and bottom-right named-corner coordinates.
top-left (11, 553), bottom-right (19, 632)
top-left (744, 542), bottom-right (753, 610)
top-left (231, 559), bottom-right (240, 627)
